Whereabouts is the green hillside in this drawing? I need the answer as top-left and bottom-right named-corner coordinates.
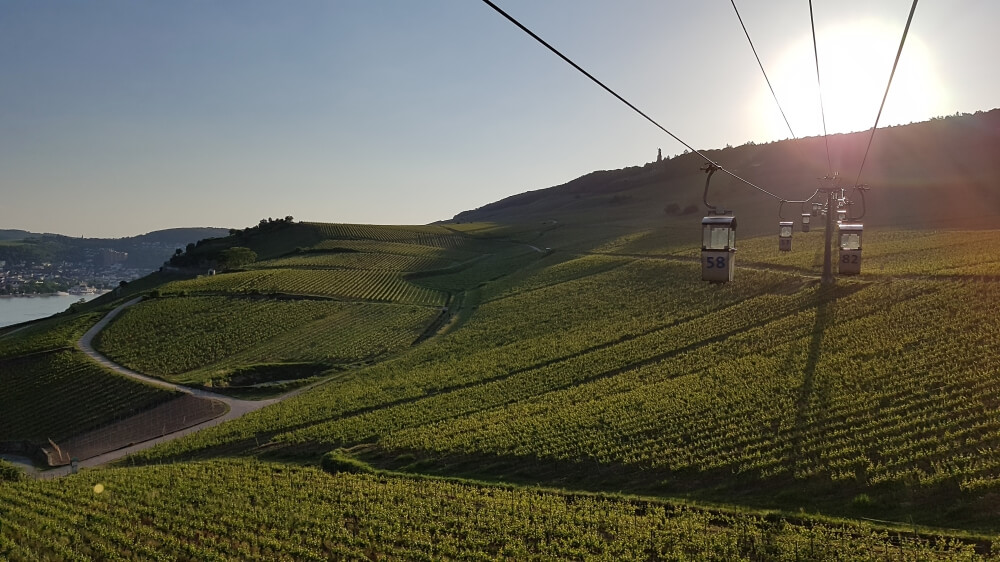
top-left (5, 114), bottom-right (1000, 557)
top-left (454, 110), bottom-right (1000, 238)
top-left (124, 227), bottom-right (1000, 534)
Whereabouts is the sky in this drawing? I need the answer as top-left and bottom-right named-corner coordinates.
top-left (1, 0), bottom-right (996, 238)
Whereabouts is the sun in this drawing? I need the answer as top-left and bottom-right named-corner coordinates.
top-left (752, 19), bottom-right (945, 141)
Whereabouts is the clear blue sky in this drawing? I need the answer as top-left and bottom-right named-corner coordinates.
top-left (1, 0), bottom-right (995, 237)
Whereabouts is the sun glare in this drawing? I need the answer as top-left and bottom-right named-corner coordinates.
top-left (751, 20), bottom-right (945, 142)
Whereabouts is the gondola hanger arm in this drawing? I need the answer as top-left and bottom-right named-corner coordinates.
top-left (701, 163), bottom-right (724, 214)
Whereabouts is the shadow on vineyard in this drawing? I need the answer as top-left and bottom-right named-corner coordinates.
top-left (789, 292), bottom-right (836, 469)
top-left (347, 436), bottom-right (997, 533)
top-left (203, 362), bottom-right (330, 399)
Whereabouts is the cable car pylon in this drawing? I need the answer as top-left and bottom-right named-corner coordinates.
top-left (817, 174), bottom-right (841, 285)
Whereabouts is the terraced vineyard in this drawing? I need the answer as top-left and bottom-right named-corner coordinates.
top-left (0, 460), bottom-right (984, 560)
top-left (253, 251), bottom-right (454, 272)
top-left (163, 268), bottom-right (447, 305)
top-left (305, 222), bottom-right (470, 249)
top-left (94, 296), bottom-right (439, 384)
top-left (0, 350), bottom-right (176, 443)
top-left (0, 311), bottom-right (179, 445)
top-left (310, 239), bottom-right (478, 260)
top-left (0, 312), bottom-right (101, 359)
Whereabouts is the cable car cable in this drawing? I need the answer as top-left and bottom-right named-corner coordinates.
top-left (730, 0), bottom-right (796, 140)
top-left (479, 1), bottom-right (695, 158)
top-left (479, 0), bottom-right (792, 204)
top-left (853, 0), bottom-right (919, 189)
top-left (808, 0), bottom-right (833, 176)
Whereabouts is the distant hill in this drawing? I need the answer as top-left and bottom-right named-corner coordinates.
top-left (0, 227), bottom-right (231, 269)
top-left (452, 109), bottom-right (1000, 237)
top-left (126, 227), bottom-right (233, 246)
top-left (0, 229), bottom-right (35, 242)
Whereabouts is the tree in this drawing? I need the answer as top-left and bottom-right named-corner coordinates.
top-left (219, 247), bottom-right (257, 270)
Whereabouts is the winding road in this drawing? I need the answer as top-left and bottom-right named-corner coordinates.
top-left (14, 297), bottom-right (309, 479)
top-left (78, 297), bottom-right (282, 412)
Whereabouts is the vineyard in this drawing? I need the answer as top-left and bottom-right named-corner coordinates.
top-left (0, 460), bottom-right (986, 560)
top-left (127, 262), bottom-right (802, 462)
top-left (410, 245), bottom-right (546, 292)
top-left (162, 268), bottom-right (448, 306)
top-left (597, 227), bottom-right (1000, 279)
top-left (93, 296), bottom-right (438, 384)
top-left (478, 253), bottom-right (633, 302)
top-left (253, 251), bottom-right (454, 272)
top-left (6, 218), bottom-right (1000, 555)
top-left (382, 281), bottom-right (1000, 493)
top-left (0, 350), bottom-right (177, 443)
top-left (303, 222), bottom-right (457, 242)
top-left (0, 311), bottom-right (178, 445)
top-left (0, 312), bottom-right (101, 359)
top-left (122, 229), bottom-right (1000, 532)
top-left (310, 238), bottom-right (479, 260)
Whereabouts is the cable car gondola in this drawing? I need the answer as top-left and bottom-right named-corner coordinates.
top-left (838, 223), bottom-right (863, 275)
top-left (778, 221), bottom-right (793, 252)
top-left (702, 215), bottom-right (736, 283)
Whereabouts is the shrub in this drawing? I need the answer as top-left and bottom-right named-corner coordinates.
top-left (321, 449), bottom-right (373, 475)
top-left (852, 493), bottom-right (874, 508)
top-left (0, 460), bottom-right (25, 482)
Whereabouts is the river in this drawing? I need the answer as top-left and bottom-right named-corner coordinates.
top-left (0, 293), bottom-right (101, 329)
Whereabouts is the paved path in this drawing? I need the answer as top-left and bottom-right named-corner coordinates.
top-left (78, 297), bottom-right (281, 411)
top-left (0, 454), bottom-right (42, 478)
top-left (19, 297), bottom-right (312, 479)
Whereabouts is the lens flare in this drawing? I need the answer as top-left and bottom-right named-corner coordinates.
top-left (751, 20), bottom-right (945, 141)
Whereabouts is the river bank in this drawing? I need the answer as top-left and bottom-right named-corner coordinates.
top-left (0, 293), bottom-right (102, 328)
